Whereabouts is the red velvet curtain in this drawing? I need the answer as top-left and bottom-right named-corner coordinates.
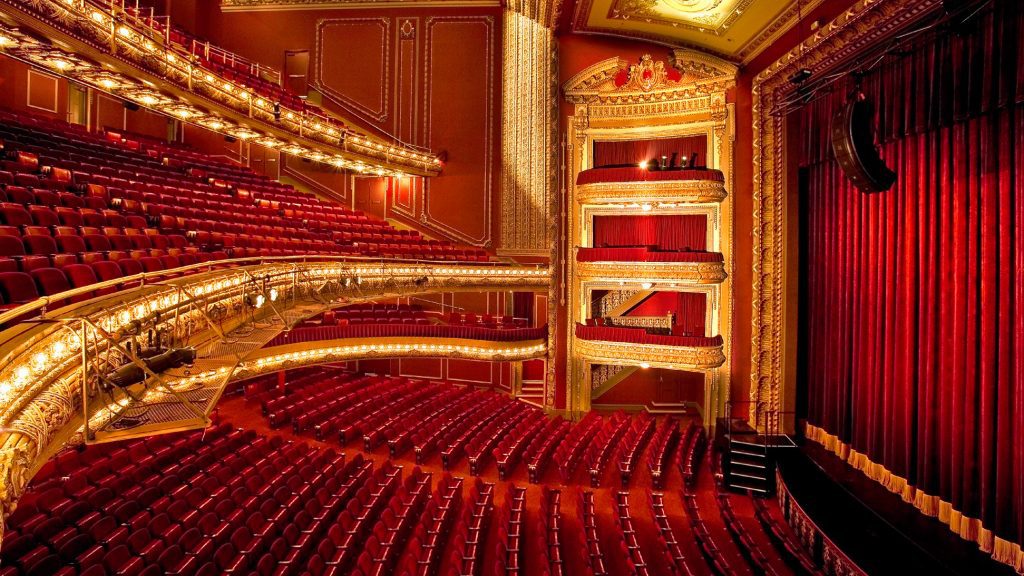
top-left (801, 1), bottom-right (1024, 546)
top-left (592, 135), bottom-right (707, 167)
top-left (592, 214), bottom-right (707, 251)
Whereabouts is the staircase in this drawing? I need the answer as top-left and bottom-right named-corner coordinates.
top-left (720, 403), bottom-right (798, 496)
top-left (517, 381), bottom-right (545, 407)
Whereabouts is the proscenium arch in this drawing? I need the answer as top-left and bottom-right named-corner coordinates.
top-left (0, 255), bottom-right (551, 540)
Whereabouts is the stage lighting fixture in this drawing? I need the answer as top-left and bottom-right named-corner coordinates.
top-left (788, 68), bottom-right (812, 85)
top-left (104, 348), bottom-right (197, 388)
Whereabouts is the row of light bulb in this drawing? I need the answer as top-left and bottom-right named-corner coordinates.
top-left (30, 1), bottom-right (442, 175)
top-left (251, 341), bottom-right (547, 368)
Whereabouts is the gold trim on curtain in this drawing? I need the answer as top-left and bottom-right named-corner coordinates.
top-left (805, 424), bottom-right (1024, 573)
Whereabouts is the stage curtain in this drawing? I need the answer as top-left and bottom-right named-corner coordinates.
top-left (592, 214), bottom-right (707, 251)
top-left (800, 1), bottom-right (1024, 559)
top-left (592, 135), bottom-right (707, 167)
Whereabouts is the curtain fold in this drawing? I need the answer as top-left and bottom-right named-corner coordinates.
top-left (800, 0), bottom-right (1024, 555)
top-left (592, 214), bottom-right (707, 251)
top-left (592, 135), bottom-right (707, 167)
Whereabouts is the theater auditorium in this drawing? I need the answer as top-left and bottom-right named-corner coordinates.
top-left (0, 0), bottom-right (1016, 574)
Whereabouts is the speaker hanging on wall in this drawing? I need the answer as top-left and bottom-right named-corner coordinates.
top-left (831, 92), bottom-right (896, 193)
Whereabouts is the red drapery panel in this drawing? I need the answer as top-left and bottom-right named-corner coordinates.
top-left (800, 1), bottom-right (1024, 550)
top-left (625, 291), bottom-right (707, 336)
top-left (592, 135), bottom-right (708, 168)
top-left (592, 214), bottom-right (707, 251)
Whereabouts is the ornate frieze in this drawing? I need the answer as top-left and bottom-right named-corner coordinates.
top-left (575, 338), bottom-right (725, 370)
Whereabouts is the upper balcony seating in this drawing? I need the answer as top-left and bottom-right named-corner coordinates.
top-left (575, 166), bottom-right (725, 186)
top-left (576, 246), bottom-right (724, 263)
top-left (575, 322), bottom-right (723, 348)
top-left (0, 109), bottom-right (486, 288)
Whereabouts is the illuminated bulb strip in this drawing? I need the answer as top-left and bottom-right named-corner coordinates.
top-left (251, 342), bottom-right (547, 369)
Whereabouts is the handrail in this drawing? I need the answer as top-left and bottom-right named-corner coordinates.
top-left (0, 254), bottom-right (549, 327)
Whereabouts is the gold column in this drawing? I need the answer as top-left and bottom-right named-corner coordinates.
top-left (499, 9), bottom-right (557, 256)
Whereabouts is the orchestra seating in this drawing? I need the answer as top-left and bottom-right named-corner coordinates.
top-left (0, 108), bottom-right (488, 311)
top-left (0, 363), bottom-right (819, 576)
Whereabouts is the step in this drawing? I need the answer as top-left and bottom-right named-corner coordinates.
top-left (728, 481), bottom-right (770, 495)
top-left (730, 448), bottom-right (766, 458)
top-left (730, 471), bottom-right (768, 482)
top-left (731, 439), bottom-right (770, 449)
top-left (731, 460), bottom-right (766, 470)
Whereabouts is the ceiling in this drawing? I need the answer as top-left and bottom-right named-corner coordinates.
top-left (570, 0), bottom-right (826, 63)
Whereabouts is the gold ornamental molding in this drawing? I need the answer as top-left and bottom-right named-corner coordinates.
top-left (575, 178), bottom-right (727, 205)
top-left (750, 0), bottom-right (1024, 571)
top-left (574, 338), bottom-right (725, 371)
top-left (0, 255), bottom-right (549, 543)
top-left (563, 52), bottom-right (735, 419)
top-left (748, 0), bottom-right (939, 423)
top-left (221, 0), bottom-right (500, 10)
top-left (237, 336), bottom-right (547, 379)
top-left (0, 0), bottom-right (441, 177)
top-left (575, 260), bottom-right (727, 285)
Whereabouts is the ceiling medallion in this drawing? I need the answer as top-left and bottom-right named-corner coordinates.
top-left (609, 0), bottom-right (751, 34)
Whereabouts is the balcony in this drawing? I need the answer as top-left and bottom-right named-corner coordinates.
top-left (574, 247), bottom-right (727, 284)
top-left (573, 323), bottom-right (725, 370)
top-left (575, 166), bottom-right (727, 204)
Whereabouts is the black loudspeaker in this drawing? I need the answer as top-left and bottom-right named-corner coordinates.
top-left (831, 95), bottom-right (896, 193)
top-left (123, 101), bottom-right (140, 111)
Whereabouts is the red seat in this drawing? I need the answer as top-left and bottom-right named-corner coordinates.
top-left (0, 271), bottom-right (40, 306)
top-left (30, 267), bottom-right (70, 304)
top-left (62, 264), bottom-right (99, 302)
top-left (1, 203), bottom-right (31, 227)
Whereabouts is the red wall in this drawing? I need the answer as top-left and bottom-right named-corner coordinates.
top-left (180, 4), bottom-right (501, 250)
top-left (593, 368), bottom-right (704, 407)
top-left (0, 58), bottom-right (69, 123)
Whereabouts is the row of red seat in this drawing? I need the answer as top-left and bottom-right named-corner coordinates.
top-left (441, 479), bottom-right (493, 576)
top-left (393, 474), bottom-right (463, 576)
top-left (649, 491), bottom-right (704, 576)
top-left (575, 323), bottom-right (724, 348)
top-left (680, 423), bottom-right (708, 490)
top-left (585, 411), bottom-right (632, 487)
top-left (683, 490), bottom-right (744, 576)
top-left (576, 490), bottom-right (608, 576)
top-left (617, 412), bottom-right (657, 487)
top-left (494, 416), bottom-right (559, 481)
top-left (0, 110), bottom-right (487, 276)
top-left (0, 255), bottom-right (223, 314)
top-left (715, 489), bottom-right (785, 576)
top-left (535, 489), bottom-right (564, 576)
top-left (750, 495), bottom-right (824, 575)
top-left (646, 417), bottom-right (681, 490)
top-left (492, 485), bottom-right (526, 575)
top-left (551, 412), bottom-right (603, 484)
top-left (612, 492), bottom-right (652, 576)
top-left (465, 409), bottom-right (540, 477)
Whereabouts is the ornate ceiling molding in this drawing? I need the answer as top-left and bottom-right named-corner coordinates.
top-left (221, 0), bottom-right (500, 10)
top-left (563, 53), bottom-right (735, 107)
top-left (571, 0), bottom-right (825, 64)
top-left (749, 0), bottom-right (939, 427)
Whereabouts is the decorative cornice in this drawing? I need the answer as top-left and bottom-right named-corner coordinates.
top-left (563, 54), bottom-right (735, 107)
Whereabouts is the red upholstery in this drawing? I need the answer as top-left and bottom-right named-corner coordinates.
top-left (576, 247), bottom-right (723, 263)
top-left (575, 166), bottom-right (724, 185)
